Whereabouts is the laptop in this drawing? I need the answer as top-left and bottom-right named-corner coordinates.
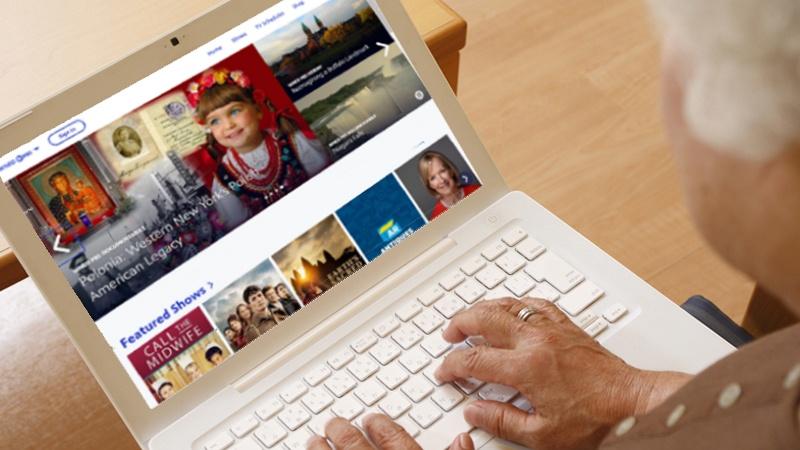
top-left (0, 0), bottom-right (734, 448)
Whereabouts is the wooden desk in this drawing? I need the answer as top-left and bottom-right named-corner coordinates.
top-left (0, 1), bottom-right (465, 448)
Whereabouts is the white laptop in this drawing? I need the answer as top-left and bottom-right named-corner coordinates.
top-left (0, 0), bottom-right (734, 448)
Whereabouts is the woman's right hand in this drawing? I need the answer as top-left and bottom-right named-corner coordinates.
top-left (435, 298), bottom-right (689, 450)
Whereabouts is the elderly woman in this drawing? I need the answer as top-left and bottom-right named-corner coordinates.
top-left (309, 0), bottom-right (800, 449)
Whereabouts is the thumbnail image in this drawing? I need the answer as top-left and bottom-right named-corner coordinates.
top-left (294, 43), bottom-right (429, 159)
top-left (336, 174), bottom-right (426, 261)
top-left (273, 215), bottom-right (366, 305)
top-left (202, 259), bottom-right (302, 352)
top-left (126, 308), bottom-right (231, 404)
top-left (5, 45), bottom-right (330, 321)
top-left (395, 136), bottom-right (481, 221)
top-left (255, 0), bottom-right (394, 100)
top-left (17, 146), bottom-right (116, 240)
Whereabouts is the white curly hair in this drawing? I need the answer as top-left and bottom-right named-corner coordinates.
top-left (648, 0), bottom-right (800, 160)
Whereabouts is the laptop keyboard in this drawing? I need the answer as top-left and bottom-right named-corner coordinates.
top-left (201, 226), bottom-right (631, 450)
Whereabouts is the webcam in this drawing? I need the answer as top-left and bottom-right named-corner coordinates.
top-left (170, 37), bottom-right (180, 47)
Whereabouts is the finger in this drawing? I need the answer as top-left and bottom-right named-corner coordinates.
top-left (463, 400), bottom-right (540, 445)
top-left (435, 345), bottom-right (523, 386)
top-left (442, 300), bottom-right (529, 348)
top-left (449, 432), bottom-right (475, 450)
top-left (307, 435), bottom-right (334, 450)
top-left (519, 297), bottom-right (569, 324)
top-left (324, 418), bottom-right (373, 450)
top-left (362, 414), bottom-right (422, 450)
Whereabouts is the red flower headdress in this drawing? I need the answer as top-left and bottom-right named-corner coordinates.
top-left (186, 69), bottom-right (266, 124)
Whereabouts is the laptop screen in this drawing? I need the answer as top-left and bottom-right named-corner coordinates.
top-left (0, 0), bottom-right (481, 407)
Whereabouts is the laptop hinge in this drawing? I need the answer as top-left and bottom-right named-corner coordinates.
top-left (232, 235), bottom-right (458, 392)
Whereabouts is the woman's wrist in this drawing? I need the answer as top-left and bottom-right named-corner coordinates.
top-left (629, 370), bottom-right (692, 416)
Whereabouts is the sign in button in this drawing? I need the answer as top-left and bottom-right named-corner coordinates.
top-left (48, 120), bottom-right (86, 146)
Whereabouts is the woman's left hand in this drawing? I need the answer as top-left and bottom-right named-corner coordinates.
top-left (306, 415), bottom-right (474, 450)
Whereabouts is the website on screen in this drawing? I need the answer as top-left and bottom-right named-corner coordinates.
top-left (0, 0), bottom-right (482, 407)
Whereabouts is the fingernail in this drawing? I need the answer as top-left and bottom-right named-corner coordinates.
top-left (362, 412), bottom-right (382, 427)
top-left (464, 402), bottom-right (483, 423)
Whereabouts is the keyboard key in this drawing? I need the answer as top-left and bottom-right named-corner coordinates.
top-left (283, 428), bottom-right (311, 450)
top-left (301, 388), bottom-right (334, 414)
top-left (400, 377), bottom-right (433, 403)
top-left (254, 420), bottom-right (287, 448)
top-left (278, 404), bottom-right (311, 431)
top-left (369, 340), bottom-right (402, 365)
top-left (280, 381), bottom-right (308, 404)
top-left (512, 396), bottom-right (533, 412)
top-left (307, 411), bottom-right (335, 436)
top-left (504, 272), bottom-right (536, 297)
top-left (501, 226), bottom-right (528, 247)
top-left (558, 281), bottom-right (604, 316)
top-left (418, 285), bottom-right (446, 306)
top-left (460, 255), bottom-right (487, 276)
top-left (230, 438), bottom-right (261, 450)
top-left (421, 333), bottom-right (452, 358)
top-left (475, 265), bottom-right (507, 289)
top-left (331, 394), bottom-right (365, 421)
top-left (454, 279), bottom-right (486, 304)
top-left (377, 362), bottom-right (410, 389)
top-left (495, 251), bottom-right (527, 275)
top-left (328, 348), bottom-right (355, 370)
top-left (439, 270), bottom-right (466, 291)
top-left (354, 379), bottom-right (387, 406)
top-left (325, 372), bottom-right (357, 397)
top-left (576, 311), bottom-right (599, 329)
top-left (603, 303), bottom-right (628, 323)
top-left (379, 392), bottom-right (412, 419)
top-left (396, 415), bottom-right (421, 438)
top-left (351, 332), bottom-right (378, 354)
top-left (423, 361), bottom-right (444, 387)
top-left (396, 301), bottom-right (423, 322)
top-left (434, 295), bottom-right (466, 319)
top-left (481, 240), bottom-right (507, 261)
top-left (348, 355), bottom-right (380, 381)
top-left (303, 364), bottom-right (332, 387)
top-left (409, 400), bottom-right (443, 428)
top-left (374, 316), bottom-right (401, 338)
top-left (478, 384), bottom-right (518, 403)
top-left (204, 432), bottom-right (234, 450)
top-left (431, 385), bottom-right (464, 411)
top-left (530, 281), bottom-right (561, 302)
top-left (255, 397), bottom-right (284, 421)
top-left (586, 318), bottom-right (610, 338)
top-left (392, 324), bottom-right (424, 349)
top-left (230, 415), bottom-right (259, 438)
top-left (455, 377), bottom-right (485, 395)
top-left (398, 347), bottom-right (432, 374)
top-left (413, 309), bottom-right (445, 334)
top-left (516, 237), bottom-right (546, 261)
top-left (524, 252), bottom-right (585, 293)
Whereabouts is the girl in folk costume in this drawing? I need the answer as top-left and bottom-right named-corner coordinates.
top-left (187, 69), bottom-right (314, 227)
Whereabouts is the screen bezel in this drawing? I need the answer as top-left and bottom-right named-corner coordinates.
top-left (0, 0), bottom-right (509, 444)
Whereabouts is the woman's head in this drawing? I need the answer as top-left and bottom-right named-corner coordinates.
top-left (236, 303), bottom-right (253, 322)
top-left (227, 314), bottom-right (243, 332)
top-left (418, 151), bottom-right (460, 198)
top-left (112, 126), bottom-right (142, 158)
top-left (649, 0), bottom-right (800, 305)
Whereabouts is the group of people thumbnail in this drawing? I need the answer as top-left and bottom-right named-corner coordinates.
top-left (222, 282), bottom-right (302, 351)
